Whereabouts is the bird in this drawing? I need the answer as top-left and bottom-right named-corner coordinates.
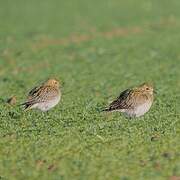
top-left (20, 78), bottom-right (61, 112)
top-left (103, 83), bottom-right (154, 118)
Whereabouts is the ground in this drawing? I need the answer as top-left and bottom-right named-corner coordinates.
top-left (0, 0), bottom-right (180, 179)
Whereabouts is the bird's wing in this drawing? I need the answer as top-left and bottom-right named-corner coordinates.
top-left (28, 86), bottom-right (40, 97)
top-left (27, 85), bottom-right (42, 103)
top-left (27, 86), bottom-right (58, 104)
top-left (106, 89), bottom-right (133, 111)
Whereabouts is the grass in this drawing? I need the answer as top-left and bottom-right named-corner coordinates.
top-left (0, 0), bottom-right (180, 179)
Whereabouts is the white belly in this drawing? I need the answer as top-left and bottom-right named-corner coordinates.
top-left (36, 95), bottom-right (61, 112)
top-left (124, 101), bottom-right (153, 118)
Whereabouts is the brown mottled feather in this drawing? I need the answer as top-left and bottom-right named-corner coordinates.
top-left (104, 87), bottom-right (153, 112)
top-left (22, 86), bottom-right (59, 110)
top-left (103, 83), bottom-right (154, 117)
top-left (28, 86), bottom-right (59, 103)
top-left (20, 79), bottom-right (61, 111)
top-left (105, 89), bottom-right (133, 111)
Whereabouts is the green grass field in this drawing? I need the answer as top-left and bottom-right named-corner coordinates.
top-left (0, 0), bottom-right (180, 179)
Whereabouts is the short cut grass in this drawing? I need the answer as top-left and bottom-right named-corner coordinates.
top-left (0, 0), bottom-right (180, 179)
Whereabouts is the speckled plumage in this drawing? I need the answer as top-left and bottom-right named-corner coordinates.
top-left (21, 79), bottom-right (61, 112)
top-left (103, 83), bottom-right (154, 118)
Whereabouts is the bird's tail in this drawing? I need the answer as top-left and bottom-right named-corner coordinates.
top-left (18, 102), bottom-right (33, 111)
top-left (101, 107), bottom-right (111, 112)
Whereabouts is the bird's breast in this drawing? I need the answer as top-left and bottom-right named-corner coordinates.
top-left (134, 100), bottom-right (153, 117)
top-left (37, 94), bottom-right (61, 112)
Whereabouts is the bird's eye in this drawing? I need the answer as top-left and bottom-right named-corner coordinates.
top-left (146, 87), bottom-right (150, 90)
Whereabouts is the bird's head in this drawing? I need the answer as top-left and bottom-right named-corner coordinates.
top-left (137, 83), bottom-right (154, 95)
top-left (45, 78), bottom-right (60, 88)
